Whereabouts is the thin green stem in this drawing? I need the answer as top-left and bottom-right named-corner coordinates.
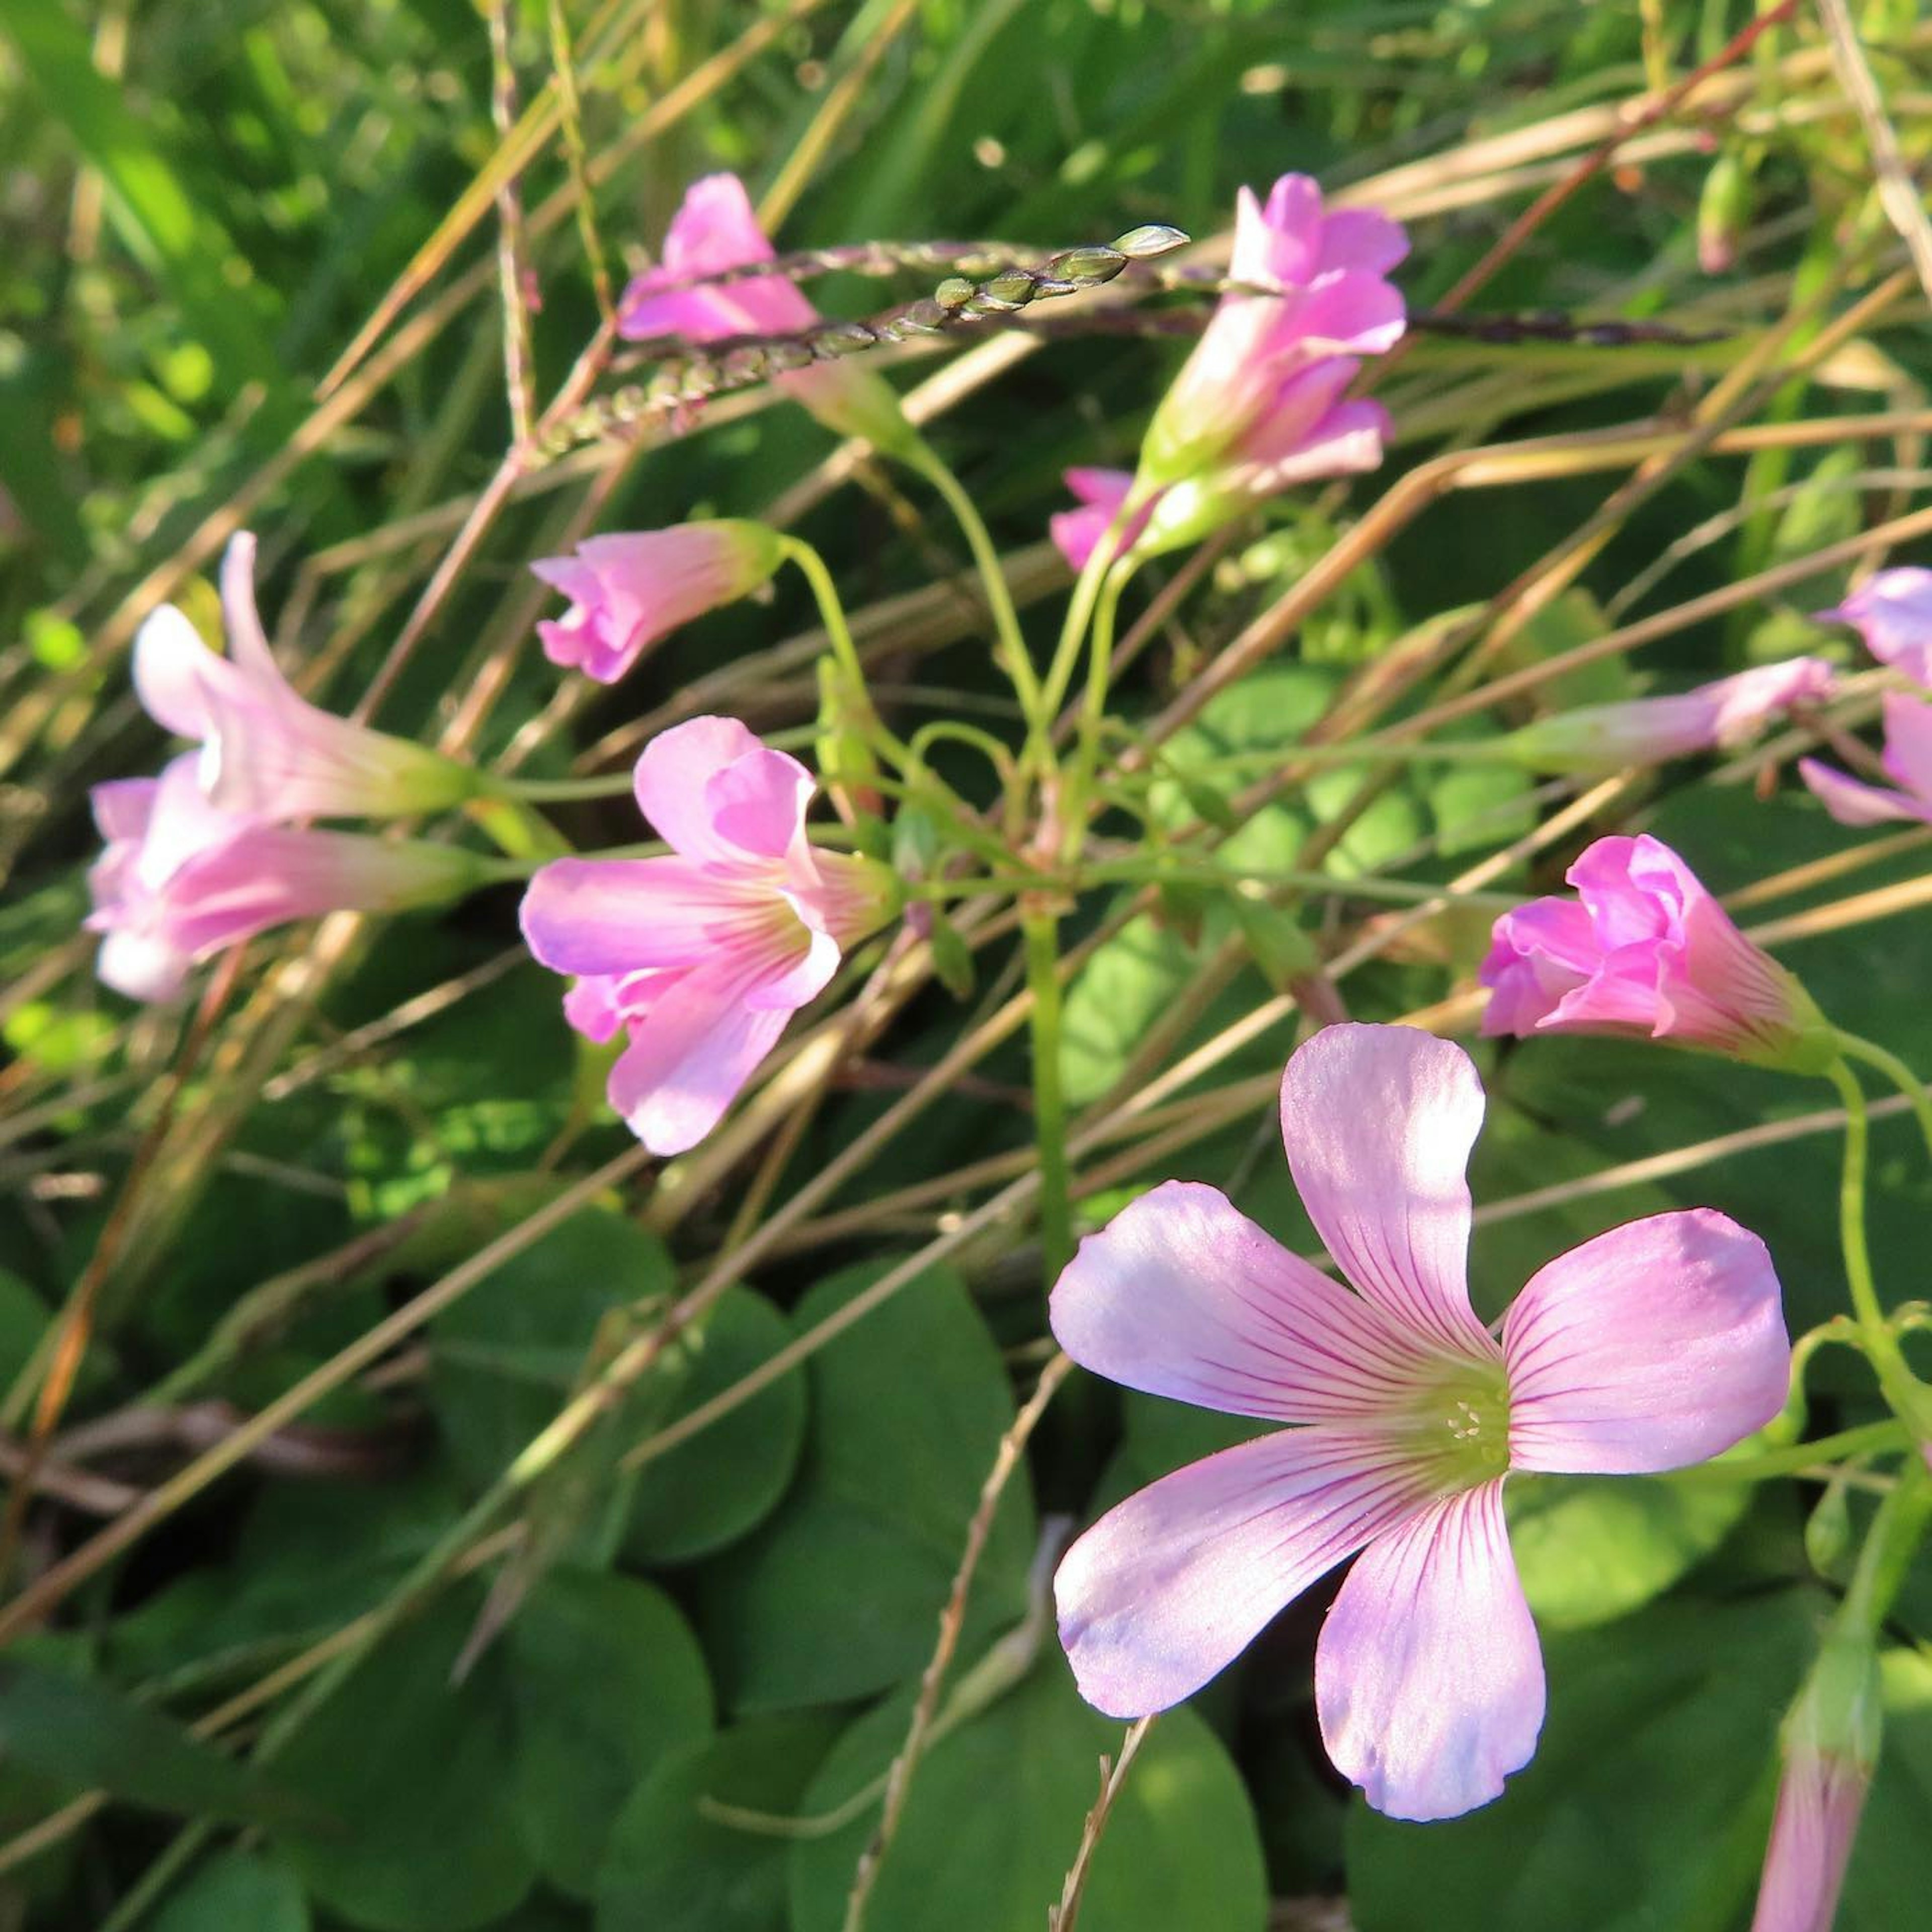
top-left (1041, 540), bottom-right (1115, 725)
top-left (1834, 1029), bottom-right (1932, 1165)
top-left (495, 771), bottom-right (638, 801)
top-left (1675, 1418), bottom-right (1911, 1483)
top-left (1836, 1450), bottom-right (1932, 1639)
top-left (903, 442), bottom-right (1042, 725)
top-left (1825, 1056), bottom-right (1932, 1439)
top-left (780, 536), bottom-right (872, 696)
top-left (1022, 911), bottom-right (1074, 1287)
top-left (1061, 564), bottom-right (1129, 859)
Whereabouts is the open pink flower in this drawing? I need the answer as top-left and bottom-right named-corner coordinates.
top-left (134, 533), bottom-right (476, 821)
top-left (530, 523), bottom-right (783, 684)
top-left (1816, 568), bottom-right (1932, 688)
top-left (1137, 175), bottom-right (1404, 515)
top-left (1798, 691), bottom-right (1932, 828)
top-left (1504, 657), bottom-right (1836, 773)
top-left (1051, 1023), bottom-right (1787, 1820)
top-left (88, 756), bottom-right (484, 1001)
top-left (1478, 834), bottom-right (1833, 1072)
top-left (616, 173), bottom-right (913, 451)
top-left (519, 716), bottom-right (897, 1155)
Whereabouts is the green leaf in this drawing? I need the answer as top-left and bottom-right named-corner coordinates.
top-left (620, 1287), bottom-right (809, 1566)
top-left (595, 1715), bottom-right (842, 1932)
top-left (692, 1260), bottom-right (1035, 1710)
top-left (0, 1661), bottom-right (295, 1828)
top-left (507, 1570), bottom-right (714, 1899)
top-left (786, 1665), bottom-right (1267, 1932)
top-left (152, 1852), bottom-right (309, 1932)
top-left (271, 1593), bottom-right (540, 1931)
top-left (1348, 1586), bottom-right (1820, 1932)
top-left (1506, 1472), bottom-right (1753, 1630)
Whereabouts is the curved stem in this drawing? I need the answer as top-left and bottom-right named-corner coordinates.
top-left (1022, 910), bottom-right (1074, 1287)
top-left (1834, 1028), bottom-right (1932, 1165)
top-left (1060, 564), bottom-right (1130, 859)
top-left (780, 535), bottom-right (871, 693)
top-left (903, 441), bottom-right (1042, 724)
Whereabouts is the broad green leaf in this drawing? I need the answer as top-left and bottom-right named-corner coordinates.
top-left (507, 1570), bottom-right (714, 1899)
top-left (595, 1714), bottom-right (842, 1932)
top-left (271, 1593), bottom-right (539, 1931)
top-left (692, 1261), bottom-right (1035, 1710)
top-left (1506, 1472), bottom-right (1753, 1630)
top-left (1348, 1586), bottom-right (1820, 1932)
top-left (786, 1665), bottom-right (1267, 1932)
top-left (0, 1661), bottom-right (295, 1828)
top-left (152, 1852), bottom-right (308, 1932)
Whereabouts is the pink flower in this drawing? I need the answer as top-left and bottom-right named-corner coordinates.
top-left (135, 533), bottom-right (476, 821)
top-left (1799, 691), bottom-right (1932, 827)
top-left (1135, 175), bottom-right (1404, 523)
top-left (518, 716), bottom-right (897, 1155)
top-left (529, 523), bottom-right (784, 685)
top-left (1504, 657), bottom-right (1836, 773)
top-left (1478, 834), bottom-right (1834, 1072)
top-left (1749, 1639), bottom-right (1880, 1932)
top-left (615, 173), bottom-right (914, 452)
top-left (1816, 568), bottom-right (1932, 687)
top-left (1051, 1023), bottom-right (1788, 1820)
top-left (88, 756), bottom-right (485, 1002)
top-left (1048, 468), bottom-right (1151, 573)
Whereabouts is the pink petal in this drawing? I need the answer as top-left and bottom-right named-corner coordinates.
top-left (1749, 1750), bottom-right (1868, 1932)
top-left (1878, 690), bottom-right (1932, 799)
top-left (1049, 1180), bottom-right (1459, 1424)
top-left (1502, 1209), bottom-right (1790, 1474)
top-left (519, 855), bottom-right (784, 975)
top-left (1317, 207), bottom-right (1411, 276)
top-left (1818, 567), bottom-right (1932, 687)
top-left (1278, 1024), bottom-right (1497, 1356)
top-left (615, 173), bottom-right (816, 343)
top-left (132, 605), bottom-right (221, 739)
top-left (633, 716), bottom-right (780, 863)
top-left (1797, 757), bottom-right (1927, 827)
top-left (1055, 1423), bottom-right (1438, 1718)
top-left (1478, 898), bottom-right (1597, 1035)
top-left (1315, 1480), bottom-right (1543, 1820)
top-left (704, 744), bottom-right (818, 863)
top-left (606, 962), bottom-right (794, 1156)
top-left (218, 531), bottom-right (281, 679)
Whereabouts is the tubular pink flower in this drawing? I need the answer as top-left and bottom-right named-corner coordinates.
top-left (1121, 174), bottom-right (1403, 545)
top-left (529, 523), bottom-right (784, 684)
top-left (1504, 657), bottom-right (1837, 773)
top-left (87, 756), bottom-right (485, 1002)
top-left (1478, 834), bottom-right (1834, 1072)
top-left (1816, 568), bottom-right (1932, 688)
top-left (1048, 468), bottom-right (1152, 573)
top-left (134, 533), bottom-right (477, 821)
top-left (615, 173), bottom-right (915, 451)
top-left (518, 716), bottom-right (897, 1156)
top-left (1050, 1023), bottom-right (1788, 1821)
top-left (1798, 691), bottom-right (1932, 828)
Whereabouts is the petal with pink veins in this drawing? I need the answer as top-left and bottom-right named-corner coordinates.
top-left (1049, 1180), bottom-right (1454, 1423)
top-left (1055, 1424), bottom-right (1439, 1719)
top-left (1315, 1480), bottom-right (1543, 1821)
top-left (1502, 1209), bottom-right (1789, 1474)
top-left (633, 715), bottom-right (777, 864)
top-left (1278, 1024), bottom-right (1497, 1357)
top-left (519, 855), bottom-right (788, 976)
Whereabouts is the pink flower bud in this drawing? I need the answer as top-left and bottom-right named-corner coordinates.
top-left (88, 756), bottom-right (487, 1002)
top-left (519, 717), bottom-right (898, 1155)
top-left (134, 534), bottom-right (478, 821)
top-left (529, 522), bottom-right (785, 685)
top-left (1503, 658), bottom-right (1836, 773)
top-left (1479, 834), bottom-right (1835, 1072)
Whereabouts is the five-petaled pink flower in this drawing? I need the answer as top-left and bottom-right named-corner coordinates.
top-left (519, 716), bottom-right (897, 1156)
top-left (616, 173), bottom-right (914, 452)
top-left (1503, 658), bottom-right (1836, 773)
top-left (1051, 1022), bottom-right (1789, 1820)
top-left (135, 533), bottom-right (477, 821)
top-left (88, 756), bottom-right (485, 1002)
top-left (530, 523), bottom-right (784, 685)
top-left (1478, 834), bottom-right (1834, 1073)
top-left (1816, 568), bottom-right (1932, 688)
top-left (1798, 691), bottom-right (1932, 828)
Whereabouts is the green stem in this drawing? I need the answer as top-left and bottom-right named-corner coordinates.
top-left (1675, 1418), bottom-right (1911, 1482)
top-left (781, 536), bottom-right (872, 696)
top-left (1040, 535), bottom-right (1117, 724)
top-left (1836, 1450), bottom-right (1932, 1639)
top-left (1825, 1056), bottom-right (1932, 1439)
top-left (495, 771), bottom-right (638, 801)
top-left (903, 442), bottom-right (1042, 725)
top-left (1061, 564), bottom-right (1129, 860)
top-left (1022, 911), bottom-right (1074, 1287)
top-left (1834, 1029), bottom-right (1932, 1165)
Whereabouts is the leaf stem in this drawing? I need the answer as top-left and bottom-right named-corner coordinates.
top-left (1022, 910), bottom-right (1074, 1286)
top-left (1833, 1029), bottom-right (1932, 1165)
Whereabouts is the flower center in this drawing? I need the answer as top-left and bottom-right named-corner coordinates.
top-left (1403, 1358), bottom-right (1512, 1491)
